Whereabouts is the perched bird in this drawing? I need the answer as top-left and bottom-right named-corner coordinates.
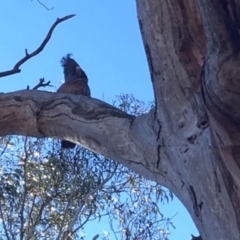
top-left (57, 54), bottom-right (91, 149)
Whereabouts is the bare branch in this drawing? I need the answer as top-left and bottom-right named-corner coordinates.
top-left (0, 90), bottom-right (158, 184)
top-left (56, 177), bottom-right (78, 240)
top-left (37, 0), bottom-right (54, 10)
top-left (27, 78), bottom-right (52, 90)
top-left (62, 172), bottom-right (116, 240)
top-left (71, 213), bottom-right (92, 235)
top-left (0, 14), bottom-right (75, 78)
top-left (25, 197), bottom-right (53, 240)
top-left (27, 195), bottom-right (37, 233)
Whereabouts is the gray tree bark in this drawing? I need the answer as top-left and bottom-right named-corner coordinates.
top-left (1, 1), bottom-right (240, 239)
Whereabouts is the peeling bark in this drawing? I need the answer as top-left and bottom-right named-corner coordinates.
top-left (1, 1), bottom-right (240, 239)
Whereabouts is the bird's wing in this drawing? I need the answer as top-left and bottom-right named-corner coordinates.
top-left (57, 79), bottom-right (90, 96)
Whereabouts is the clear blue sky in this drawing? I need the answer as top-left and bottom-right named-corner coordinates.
top-left (0, 1), bottom-right (198, 239)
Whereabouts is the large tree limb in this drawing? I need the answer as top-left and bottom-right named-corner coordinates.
top-left (196, 0), bottom-right (240, 54)
top-left (193, 0), bottom-right (240, 125)
top-left (193, 0), bottom-right (240, 187)
top-left (136, 0), bottom-right (240, 183)
top-left (136, 0), bottom-right (206, 130)
top-left (0, 89), bottom-right (205, 216)
top-left (0, 90), bottom-right (163, 183)
top-left (0, 14), bottom-right (75, 78)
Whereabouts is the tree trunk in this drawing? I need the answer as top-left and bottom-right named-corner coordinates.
top-left (0, 1), bottom-right (240, 239)
top-left (136, 0), bottom-right (240, 239)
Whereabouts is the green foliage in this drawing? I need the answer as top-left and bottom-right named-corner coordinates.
top-left (0, 95), bottom-right (174, 240)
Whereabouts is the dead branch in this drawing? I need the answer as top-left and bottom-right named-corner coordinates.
top-left (0, 14), bottom-right (75, 78)
top-left (37, 0), bottom-right (54, 10)
top-left (27, 78), bottom-right (52, 90)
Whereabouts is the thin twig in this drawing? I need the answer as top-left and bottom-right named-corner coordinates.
top-left (27, 78), bottom-right (52, 90)
top-left (56, 177), bottom-right (78, 240)
top-left (0, 202), bottom-right (11, 240)
top-left (20, 137), bottom-right (29, 240)
top-left (0, 14), bottom-right (75, 78)
top-left (27, 195), bottom-right (37, 231)
top-left (61, 172), bottom-right (116, 240)
top-left (71, 211), bottom-right (95, 235)
top-left (37, 0), bottom-right (54, 10)
top-left (0, 137), bottom-right (12, 158)
top-left (25, 197), bottom-right (52, 240)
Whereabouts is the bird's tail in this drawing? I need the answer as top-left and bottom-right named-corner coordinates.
top-left (61, 140), bottom-right (76, 149)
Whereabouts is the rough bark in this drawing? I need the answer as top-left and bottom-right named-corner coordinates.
top-left (0, 90), bottom-right (162, 182)
top-left (136, 0), bottom-right (240, 239)
top-left (1, 1), bottom-right (240, 239)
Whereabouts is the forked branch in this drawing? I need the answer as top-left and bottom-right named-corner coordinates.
top-left (27, 78), bottom-right (52, 90)
top-left (0, 14), bottom-right (75, 78)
